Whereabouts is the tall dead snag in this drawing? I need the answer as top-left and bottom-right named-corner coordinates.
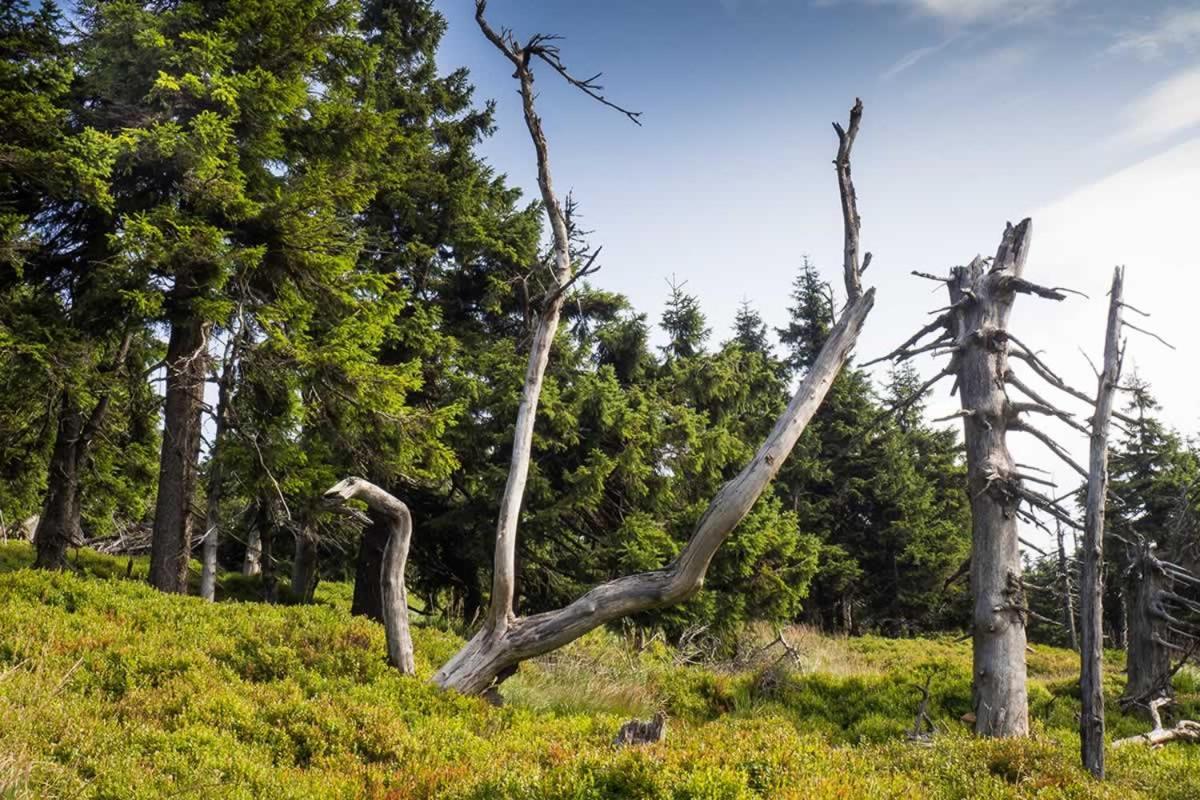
top-left (320, 0), bottom-right (876, 696)
top-left (1121, 539), bottom-right (1173, 708)
top-left (324, 478), bottom-right (416, 674)
top-left (1119, 533), bottom-right (1200, 716)
top-left (1079, 266), bottom-right (1124, 778)
top-left (868, 220), bottom-right (1103, 737)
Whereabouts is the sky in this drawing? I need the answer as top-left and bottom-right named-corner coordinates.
top-left (434, 0), bottom-right (1200, 541)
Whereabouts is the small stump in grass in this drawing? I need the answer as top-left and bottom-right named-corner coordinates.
top-left (613, 711), bottom-right (667, 747)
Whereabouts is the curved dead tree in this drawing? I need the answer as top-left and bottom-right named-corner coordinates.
top-left (324, 1), bottom-right (877, 696)
top-left (324, 478), bottom-right (416, 674)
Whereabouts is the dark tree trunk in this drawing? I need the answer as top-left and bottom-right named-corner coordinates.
top-left (149, 315), bottom-right (208, 593)
top-left (1123, 542), bottom-right (1173, 710)
top-left (33, 395), bottom-right (85, 570)
top-left (291, 528), bottom-right (319, 603)
top-left (351, 515), bottom-right (389, 621)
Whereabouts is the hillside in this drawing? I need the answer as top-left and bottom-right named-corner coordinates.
top-left (0, 543), bottom-right (1198, 799)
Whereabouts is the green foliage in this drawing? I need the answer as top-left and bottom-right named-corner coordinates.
top-left (0, 551), bottom-right (1198, 799)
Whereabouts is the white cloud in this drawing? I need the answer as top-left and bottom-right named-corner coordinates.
top-left (1117, 65), bottom-right (1200, 147)
top-left (842, 0), bottom-right (1067, 25)
top-left (905, 0), bottom-right (1055, 23)
top-left (1111, 7), bottom-right (1200, 60)
top-left (881, 39), bottom-right (954, 79)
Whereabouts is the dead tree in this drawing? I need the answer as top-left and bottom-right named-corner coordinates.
top-left (1113, 697), bottom-right (1200, 749)
top-left (1119, 537), bottom-right (1200, 711)
top-left (1079, 266), bottom-right (1124, 778)
top-left (324, 1), bottom-right (876, 696)
top-left (324, 478), bottom-right (416, 674)
top-left (1055, 522), bottom-right (1078, 651)
top-left (1122, 539), bottom-right (1174, 708)
top-left (870, 222), bottom-right (1079, 737)
top-left (200, 308), bottom-right (248, 601)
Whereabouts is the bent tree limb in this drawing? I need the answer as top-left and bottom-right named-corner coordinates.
top-left (434, 294), bottom-right (873, 692)
top-left (411, 4), bottom-right (877, 696)
top-left (1113, 697), bottom-right (1200, 749)
top-left (1080, 266), bottom-right (1124, 779)
top-left (324, 478), bottom-right (416, 674)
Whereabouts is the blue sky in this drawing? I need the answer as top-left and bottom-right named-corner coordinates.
top-left (435, 0), bottom-right (1200, 520)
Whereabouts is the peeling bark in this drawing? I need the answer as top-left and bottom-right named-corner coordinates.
top-left (947, 222), bottom-right (1035, 738)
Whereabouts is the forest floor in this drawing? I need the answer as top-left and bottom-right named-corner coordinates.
top-left (0, 541), bottom-right (1198, 799)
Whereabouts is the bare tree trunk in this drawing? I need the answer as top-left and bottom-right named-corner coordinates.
top-left (150, 314), bottom-right (209, 593)
top-left (322, 4), bottom-right (876, 696)
top-left (432, 292), bottom-right (873, 694)
top-left (1056, 524), bottom-right (1078, 651)
top-left (325, 479), bottom-right (415, 674)
top-left (258, 501), bottom-right (278, 603)
top-left (200, 317), bottom-right (244, 601)
top-left (949, 223), bottom-right (1035, 738)
top-left (1079, 266), bottom-right (1124, 778)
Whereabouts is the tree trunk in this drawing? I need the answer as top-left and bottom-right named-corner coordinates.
top-left (291, 528), bottom-right (319, 603)
top-left (351, 516), bottom-right (389, 621)
top-left (948, 222), bottom-right (1034, 738)
top-left (242, 528), bottom-right (262, 576)
top-left (432, 293), bottom-right (874, 694)
top-left (325, 479), bottom-right (416, 674)
top-left (259, 505), bottom-right (278, 603)
top-left (1056, 525), bottom-right (1078, 651)
top-left (35, 335), bottom-right (133, 570)
top-left (1079, 266), bottom-right (1124, 778)
top-left (150, 315), bottom-right (208, 593)
top-left (33, 395), bottom-right (84, 570)
top-left (199, 469), bottom-right (222, 601)
top-left (199, 317), bottom-right (242, 601)
top-left (1122, 540), bottom-right (1173, 709)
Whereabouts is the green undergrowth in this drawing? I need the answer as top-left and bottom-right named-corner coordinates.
top-left (0, 542), bottom-right (1198, 799)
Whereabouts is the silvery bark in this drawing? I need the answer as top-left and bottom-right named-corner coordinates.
top-left (324, 478), bottom-right (415, 674)
top-left (946, 221), bottom-right (1033, 737)
top-left (1079, 265), bottom-right (1124, 778)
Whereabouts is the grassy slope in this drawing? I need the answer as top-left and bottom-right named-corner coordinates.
top-left (0, 542), bottom-right (1198, 799)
